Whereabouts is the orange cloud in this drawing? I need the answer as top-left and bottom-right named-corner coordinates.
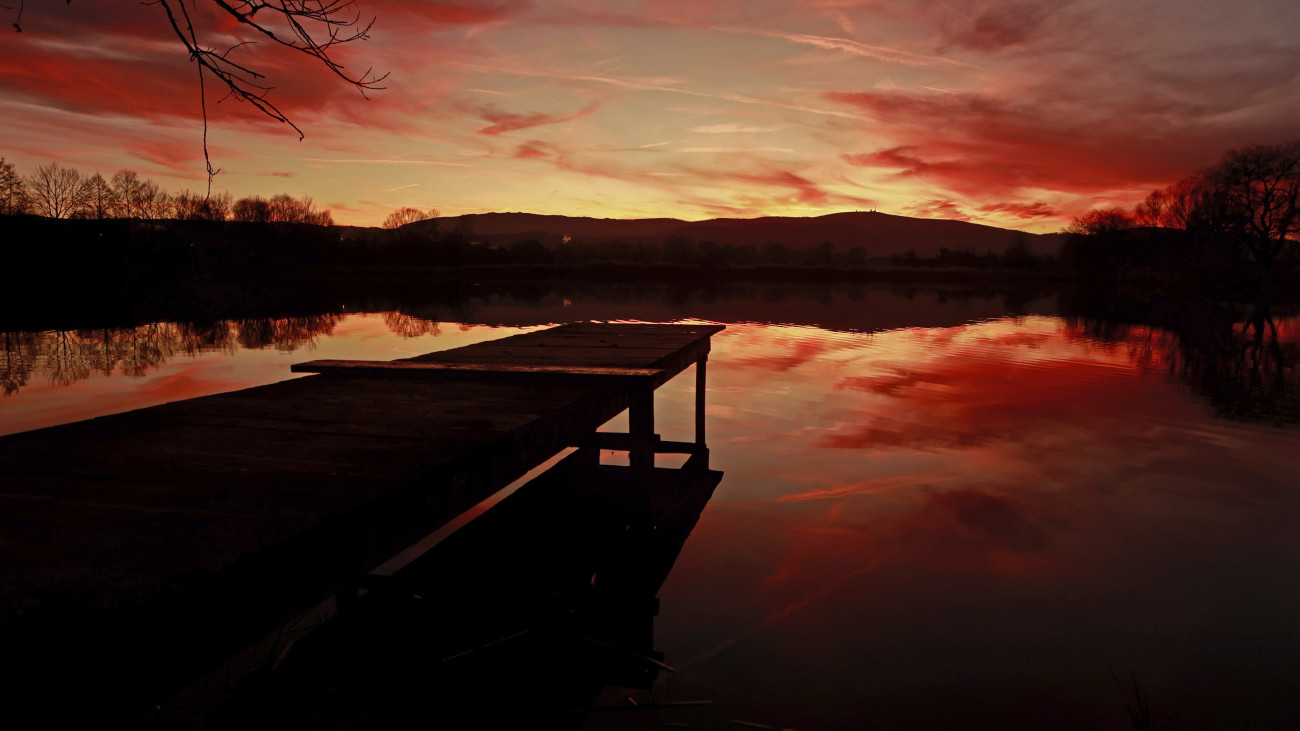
top-left (512, 140), bottom-right (554, 159)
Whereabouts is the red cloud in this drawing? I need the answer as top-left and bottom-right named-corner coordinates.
top-left (824, 85), bottom-right (1297, 214)
top-left (827, 90), bottom-right (1227, 201)
top-left (978, 202), bottom-right (1058, 219)
top-left (675, 165), bottom-right (876, 210)
top-left (474, 103), bottom-right (601, 137)
top-left (0, 44), bottom-right (200, 122)
top-left (941, 2), bottom-right (1063, 53)
top-left (728, 338), bottom-right (840, 372)
top-left (121, 138), bottom-right (222, 176)
top-left (840, 138), bottom-right (1080, 201)
top-left (819, 342), bottom-right (1197, 452)
top-left (905, 199), bottom-right (971, 221)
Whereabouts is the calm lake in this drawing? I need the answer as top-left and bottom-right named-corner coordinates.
top-left (3, 281), bottom-right (1299, 728)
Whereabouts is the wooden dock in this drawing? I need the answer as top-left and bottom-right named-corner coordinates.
top-left (0, 321), bottom-right (723, 722)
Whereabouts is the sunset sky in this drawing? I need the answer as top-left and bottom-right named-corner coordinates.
top-left (3, 0), bottom-right (1298, 230)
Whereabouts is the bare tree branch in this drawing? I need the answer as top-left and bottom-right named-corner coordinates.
top-left (5, 0), bottom-right (26, 33)
top-left (153, 0), bottom-right (386, 133)
top-left (7, 2), bottom-right (386, 194)
top-left (146, 1), bottom-right (388, 191)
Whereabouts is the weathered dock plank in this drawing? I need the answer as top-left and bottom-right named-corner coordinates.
top-left (291, 360), bottom-right (666, 385)
top-left (0, 321), bottom-right (723, 722)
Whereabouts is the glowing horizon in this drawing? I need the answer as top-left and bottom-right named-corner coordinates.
top-left (3, 0), bottom-right (1297, 231)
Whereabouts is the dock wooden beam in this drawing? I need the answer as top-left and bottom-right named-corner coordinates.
top-left (292, 360), bottom-right (665, 386)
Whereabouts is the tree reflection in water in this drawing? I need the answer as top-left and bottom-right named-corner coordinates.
top-left (1, 331), bottom-right (37, 395)
top-left (1073, 303), bottom-right (1300, 428)
top-left (382, 311), bottom-right (442, 338)
top-left (0, 315), bottom-right (354, 394)
top-left (4, 297), bottom-right (1298, 433)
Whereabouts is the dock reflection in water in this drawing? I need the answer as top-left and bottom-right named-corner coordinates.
top-left (201, 450), bottom-right (723, 728)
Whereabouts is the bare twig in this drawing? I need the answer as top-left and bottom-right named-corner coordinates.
top-left (6, 0), bottom-right (25, 33)
top-left (7, 1), bottom-right (386, 190)
top-left (149, 0), bottom-right (388, 190)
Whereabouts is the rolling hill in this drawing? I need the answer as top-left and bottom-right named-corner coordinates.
top-left (416, 211), bottom-right (1061, 259)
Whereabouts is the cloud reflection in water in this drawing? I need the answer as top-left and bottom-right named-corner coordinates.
top-left (653, 317), bottom-right (1300, 729)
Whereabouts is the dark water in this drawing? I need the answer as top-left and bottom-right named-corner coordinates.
top-left (3, 282), bottom-right (1299, 728)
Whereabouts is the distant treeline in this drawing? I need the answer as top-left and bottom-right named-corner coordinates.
top-left (377, 227), bottom-right (1047, 271)
top-left (0, 159), bottom-right (333, 224)
top-left (1, 212), bottom-right (1055, 287)
top-left (886, 235), bottom-right (1040, 270)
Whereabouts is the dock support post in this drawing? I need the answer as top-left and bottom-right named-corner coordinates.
top-left (629, 384), bottom-right (655, 473)
top-left (683, 354), bottom-right (712, 471)
top-left (695, 356), bottom-right (708, 449)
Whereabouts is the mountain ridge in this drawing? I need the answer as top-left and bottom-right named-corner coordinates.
top-left (415, 211), bottom-right (1061, 258)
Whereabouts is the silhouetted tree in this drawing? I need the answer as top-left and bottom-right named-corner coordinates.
top-left (1065, 207), bottom-right (1134, 235)
top-left (111, 170), bottom-right (145, 219)
top-left (231, 195), bottom-right (273, 223)
top-left (662, 234), bottom-right (696, 264)
top-left (1060, 208), bottom-right (1141, 281)
top-left (809, 240), bottom-right (835, 266)
top-left (891, 248), bottom-right (919, 266)
top-left (696, 240), bottom-right (729, 267)
top-left (136, 180), bottom-right (172, 220)
top-left (1125, 141), bottom-right (1300, 272)
top-left (0, 157), bottom-right (28, 215)
top-left (844, 246), bottom-right (868, 267)
top-left (383, 206), bottom-right (438, 229)
top-left (762, 241), bottom-right (790, 265)
top-left (172, 190), bottom-right (230, 221)
top-left (260, 193), bottom-right (332, 225)
top-left (1003, 233), bottom-right (1036, 268)
top-left (26, 162), bottom-right (83, 218)
top-left (506, 238), bottom-right (553, 264)
top-left (77, 172), bottom-right (117, 220)
top-left (1133, 175), bottom-right (1204, 229)
top-left (1194, 141), bottom-right (1300, 269)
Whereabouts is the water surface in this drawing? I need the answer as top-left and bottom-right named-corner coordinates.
top-left (3, 284), bottom-right (1298, 728)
